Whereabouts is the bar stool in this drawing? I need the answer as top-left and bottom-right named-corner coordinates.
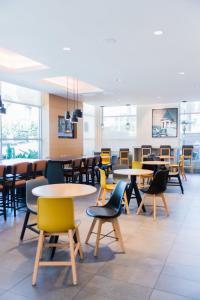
top-left (32, 160), bottom-right (47, 179)
top-left (64, 159), bottom-right (82, 183)
top-left (182, 145), bottom-right (193, 169)
top-left (141, 145), bottom-right (152, 161)
top-left (119, 148), bottom-right (129, 165)
top-left (0, 165), bottom-right (7, 221)
top-left (6, 162), bottom-right (31, 217)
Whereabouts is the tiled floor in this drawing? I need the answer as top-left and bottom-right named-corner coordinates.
top-left (0, 174), bottom-right (200, 299)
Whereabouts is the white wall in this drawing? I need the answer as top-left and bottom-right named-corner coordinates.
top-left (97, 102), bottom-right (180, 151)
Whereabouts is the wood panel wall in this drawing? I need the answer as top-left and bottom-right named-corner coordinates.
top-left (48, 94), bottom-right (83, 158)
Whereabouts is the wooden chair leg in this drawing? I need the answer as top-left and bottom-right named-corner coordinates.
top-left (160, 193), bottom-right (169, 216)
top-left (75, 227), bottom-right (84, 260)
top-left (32, 231), bottom-right (44, 286)
top-left (136, 194), bottom-right (146, 215)
top-left (102, 189), bottom-right (107, 206)
top-left (123, 192), bottom-right (130, 215)
top-left (68, 229), bottom-right (77, 285)
top-left (113, 218), bottom-right (125, 253)
top-left (153, 195), bottom-right (156, 221)
top-left (85, 218), bottom-right (97, 244)
top-left (96, 187), bottom-right (102, 206)
top-left (94, 219), bottom-right (102, 257)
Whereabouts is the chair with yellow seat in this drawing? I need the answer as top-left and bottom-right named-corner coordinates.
top-left (96, 169), bottom-right (130, 214)
top-left (132, 160), bottom-right (153, 188)
top-left (32, 197), bottom-right (83, 286)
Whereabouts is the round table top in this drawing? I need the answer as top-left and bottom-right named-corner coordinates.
top-left (32, 183), bottom-right (97, 198)
top-left (142, 161), bottom-right (170, 165)
top-left (114, 168), bottom-right (153, 176)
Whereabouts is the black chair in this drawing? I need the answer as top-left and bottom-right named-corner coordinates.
top-left (137, 169), bottom-right (169, 221)
top-left (85, 180), bottom-right (127, 256)
top-left (168, 164), bottom-right (184, 194)
top-left (20, 177), bottom-right (49, 241)
top-left (64, 159), bottom-right (82, 183)
top-left (80, 157), bottom-right (94, 185)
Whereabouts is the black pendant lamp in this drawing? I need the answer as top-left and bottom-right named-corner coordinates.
top-left (64, 76), bottom-right (71, 120)
top-left (74, 79), bottom-right (83, 118)
top-left (71, 79), bottom-right (78, 123)
top-left (0, 95), bottom-right (6, 115)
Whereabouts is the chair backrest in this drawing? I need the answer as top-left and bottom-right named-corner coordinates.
top-left (141, 145), bottom-right (152, 160)
top-left (100, 153), bottom-right (111, 165)
top-left (12, 162), bottom-right (31, 180)
top-left (147, 169), bottom-right (169, 194)
top-left (182, 145), bottom-right (193, 157)
top-left (101, 148), bottom-right (111, 155)
top-left (87, 157), bottom-right (94, 168)
top-left (105, 180), bottom-right (127, 216)
top-left (160, 145), bottom-right (171, 157)
top-left (37, 197), bottom-right (75, 233)
top-left (132, 161), bottom-right (142, 169)
top-left (0, 165), bottom-right (6, 179)
top-left (99, 168), bottom-right (106, 188)
top-left (72, 159), bottom-right (82, 170)
top-left (119, 148), bottom-right (129, 158)
top-left (32, 160), bottom-right (47, 178)
top-left (26, 177), bottom-right (48, 208)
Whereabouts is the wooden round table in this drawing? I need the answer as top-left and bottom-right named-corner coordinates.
top-left (113, 169), bottom-right (153, 212)
top-left (142, 161), bottom-right (170, 165)
top-left (32, 183), bottom-right (97, 198)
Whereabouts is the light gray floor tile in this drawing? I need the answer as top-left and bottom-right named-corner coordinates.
top-left (150, 290), bottom-right (192, 300)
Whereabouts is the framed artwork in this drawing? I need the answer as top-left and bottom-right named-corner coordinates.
top-left (58, 116), bottom-right (74, 138)
top-left (152, 108), bottom-right (178, 138)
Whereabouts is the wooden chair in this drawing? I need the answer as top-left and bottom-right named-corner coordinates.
top-left (119, 148), bottom-right (129, 165)
top-left (182, 145), bottom-right (193, 169)
top-left (160, 145), bottom-right (171, 160)
top-left (168, 163), bottom-right (184, 194)
top-left (32, 160), bottom-right (47, 179)
top-left (6, 162), bottom-right (31, 217)
top-left (101, 148), bottom-right (111, 156)
top-left (64, 159), bottom-right (82, 183)
top-left (179, 155), bottom-right (187, 180)
top-left (137, 170), bottom-right (169, 221)
top-left (0, 165), bottom-right (7, 221)
top-left (32, 197), bottom-right (83, 286)
top-left (96, 169), bottom-right (130, 214)
top-left (141, 145), bottom-right (152, 161)
top-left (20, 177), bottom-right (48, 241)
top-left (85, 180), bottom-right (127, 256)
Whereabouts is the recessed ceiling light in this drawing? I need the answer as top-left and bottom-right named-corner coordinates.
top-left (0, 48), bottom-right (48, 72)
top-left (153, 30), bottom-right (163, 36)
top-left (63, 47), bottom-right (71, 51)
top-left (104, 38), bottom-right (117, 44)
top-left (115, 78), bottom-right (121, 83)
top-left (178, 72), bottom-right (185, 75)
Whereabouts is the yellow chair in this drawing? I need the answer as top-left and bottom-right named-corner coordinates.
top-left (32, 197), bottom-right (83, 286)
top-left (96, 169), bottom-right (130, 214)
top-left (100, 152), bottom-right (111, 165)
top-left (132, 160), bottom-right (153, 188)
top-left (179, 155), bottom-right (187, 181)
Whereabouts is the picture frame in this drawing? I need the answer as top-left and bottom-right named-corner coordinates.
top-left (58, 116), bottom-right (74, 138)
top-left (152, 108), bottom-right (178, 138)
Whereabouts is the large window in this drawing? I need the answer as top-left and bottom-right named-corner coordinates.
top-left (83, 103), bottom-right (95, 155)
top-left (180, 101), bottom-right (200, 161)
top-left (0, 82), bottom-right (42, 159)
top-left (102, 105), bottom-right (136, 149)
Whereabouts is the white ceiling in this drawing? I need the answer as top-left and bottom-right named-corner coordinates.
top-left (0, 0), bottom-right (200, 106)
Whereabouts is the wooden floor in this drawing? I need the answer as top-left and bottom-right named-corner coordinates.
top-left (0, 174), bottom-right (200, 299)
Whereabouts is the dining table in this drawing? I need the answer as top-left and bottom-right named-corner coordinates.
top-left (113, 168), bottom-right (153, 212)
top-left (32, 183), bottom-right (97, 259)
top-left (142, 160), bottom-right (170, 173)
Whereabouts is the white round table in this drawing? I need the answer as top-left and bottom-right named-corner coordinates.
top-left (113, 169), bottom-right (153, 212)
top-left (142, 161), bottom-right (170, 165)
top-left (32, 183), bottom-right (97, 198)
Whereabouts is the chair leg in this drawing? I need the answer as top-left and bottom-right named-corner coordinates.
top-left (68, 229), bottom-right (77, 285)
top-left (178, 174), bottom-right (184, 194)
top-left (136, 194), bottom-right (146, 215)
top-left (102, 189), bottom-right (107, 206)
top-left (32, 231), bottom-right (44, 286)
top-left (160, 193), bottom-right (169, 216)
top-left (112, 218), bottom-right (125, 253)
top-left (75, 227), bottom-right (84, 260)
top-left (85, 218), bottom-right (97, 244)
top-left (2, 191), bottom-right (7, 221)
top-left (153, 195), bottom-right (156, 221)
top-left (94, 219), bottom-right (103, 257)
top-left (123, 192), bottom-right (130, 215)
top-left (96, 187), bottom-right (102, 206)
top-left (20, 210), bottom-right (30, 241)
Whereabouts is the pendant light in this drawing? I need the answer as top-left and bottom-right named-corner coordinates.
top-left (64, 76), bottom-right (71, 120)
top-left (74, 78), bottom-right (83, 118)
top-left (0, 95), bottom-right (6, 114)
top-left (71, 78), bottom-right (78, 123)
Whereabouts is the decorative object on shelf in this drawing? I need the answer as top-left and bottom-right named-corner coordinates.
top-left (0, 95), bottom-right (6, 114)
top-left (152, 108), bottom-right (178, 138)
top-left (74, 78), bottom-right (83, 118)
top-left (64, 76), bottom-right (71, 121)
top-left (100, 106), bottom-right (104, 128)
